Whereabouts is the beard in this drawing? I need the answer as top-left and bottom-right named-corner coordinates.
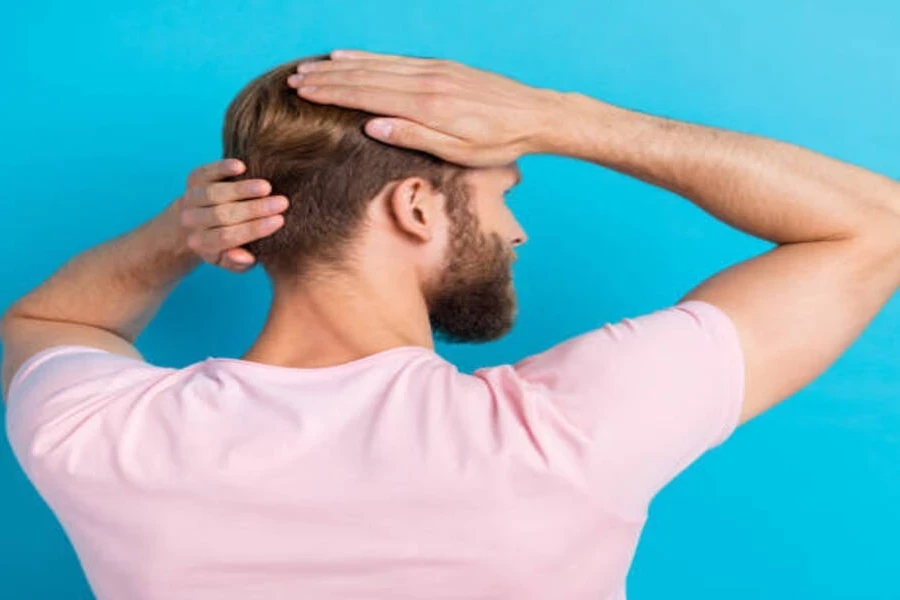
top-left (423, 184), bottom-right (517, 344)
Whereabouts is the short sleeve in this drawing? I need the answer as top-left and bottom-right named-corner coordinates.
top-left (508, 300), bottom-right (745, 518)
top-left (4, 345), bottom-right (176, 489)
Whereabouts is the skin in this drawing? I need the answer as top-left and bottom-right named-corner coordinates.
top-left (0, 156), bottom-right (528, 397)
top-left (180, 48), bottom-right (900, 430)
top-left (5, 49), bottom-right (900, 438)
top-left (239, 164), bottom-right (528, 368)
top-left (2, 52), bottom-right (900, 600)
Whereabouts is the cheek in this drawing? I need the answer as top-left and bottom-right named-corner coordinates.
top-left (474, 199), bottom-right (506, 231)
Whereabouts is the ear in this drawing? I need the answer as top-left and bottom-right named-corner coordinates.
top-left (388, 177), bottom-right (445, 243)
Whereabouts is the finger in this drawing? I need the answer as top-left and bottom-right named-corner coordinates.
top-left (217, 249), bottom-right (256, 273)
top-left (290, 69), bottom-right (436, 95)
top-left (224, 247), bottom-right (256, 265)
top-left (186, 159), bottom-right (245, 188)
top-left (297, 85), bottom-right (437, 122)
top-left (183, 178), bottom-right (272, 209)
top-left (364, 118), bottom-right (468, 162)
top-left (294, 58), bottom-right (433, 78)
top-left (330, 49), bottom-right (444, 66)
top-left (181, 195), bottom-right (289, 228)
top-left (188, 214), bottom-right (284, 260)
top-left (331, 49), bottom-right (389, 60)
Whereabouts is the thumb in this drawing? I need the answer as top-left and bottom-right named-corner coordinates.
top-left (364, 118), bottom-right (465, 162)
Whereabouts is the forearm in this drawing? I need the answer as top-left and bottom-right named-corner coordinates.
top-left (542, 92), bottom-right (900, 243)
top-left (2, 201), bottom-right (201, 343)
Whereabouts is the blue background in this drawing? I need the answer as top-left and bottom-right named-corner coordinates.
top-left (3, 1), bottom-right (899, 598)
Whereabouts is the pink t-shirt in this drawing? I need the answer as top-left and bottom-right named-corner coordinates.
top-left (4, 299), bottom-right (744, 600)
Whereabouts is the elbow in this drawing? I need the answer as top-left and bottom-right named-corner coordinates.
top-left (0, 302), bottom-right (29, 340)
top-left (846, 211), bottom-right (900, 286)
top-left (840, 205), bottom-right (900, 248)
top-left (856, 211), bottom-right (900, 248)
top-left (0, 313), bottom-right (14, 342)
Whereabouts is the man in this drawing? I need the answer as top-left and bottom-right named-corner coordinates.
top-left (2, 49), bottom-right (899, 600)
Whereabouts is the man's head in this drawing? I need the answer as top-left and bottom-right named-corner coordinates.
top-left (222, 55), bottom-right (527, 343)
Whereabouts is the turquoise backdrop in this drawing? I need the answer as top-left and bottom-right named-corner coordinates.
top-left (2, 1), bottom-right (899, 598)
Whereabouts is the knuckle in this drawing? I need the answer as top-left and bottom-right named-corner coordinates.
top-left (186, 233), bottom-right (201, 251)
top-left (219, 227), bottom-right (239, 247)
top-left (420, 93), bottom-right (445, 112)
top-left (331, 87), bottom-right (352, 102)
top-left (186, 168), bottom-right (202, 188)
top-left (179, 208), bottom-right (194, 228)
top-left (238, 202), bottom-right (259, 224)
top-left (240, 179), bottom-right (265, 196)
top-left (253, 197), bottom-right (275, 217)
top-left (310, 84), bottom-right (332, 98)
top-left (180, 187), bottom-right (198, 209)
top-left (211, 203), bottom-right (230, 224)
top-left (202, 184), bottom-right (218, 205)
top-left (348, 69), bottom-right (369, 83)
top-left (419, 73), bottom-right (445, 92)
top-left (235, 181), bottom-right (252, 196)
top-left (257, 218), bottom-right (274, 236)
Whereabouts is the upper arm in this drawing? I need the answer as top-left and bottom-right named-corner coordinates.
top-left (0, 317), bottom-right (176, 512)
top-left (477, 298), bottom-right (745, 519)
top-left (0, 316), bottom-right (143, 403)
top-left (679, 226), bottom-right (900, 426)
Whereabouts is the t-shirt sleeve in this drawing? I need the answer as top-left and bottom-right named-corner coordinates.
top-left (506, 299), bottom-right (745, 518)
top-left (4, 345), bottom-right (176, 492)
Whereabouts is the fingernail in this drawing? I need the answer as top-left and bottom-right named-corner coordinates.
top-left (299, 85), bottom-right (318, 94)
top-left (287, 74), bottom-right (304, 86)
top-left (267, 197), bottom-right (288, 211)
top-left (369, 120), bottom-right (393, 138)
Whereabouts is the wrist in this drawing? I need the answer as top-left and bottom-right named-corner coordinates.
top-left (527, 90), bottom-right (633, 161)
top-left (522, 88), bottom-right (569, 155)
top-left (155, 200), bottom-right (203, 271)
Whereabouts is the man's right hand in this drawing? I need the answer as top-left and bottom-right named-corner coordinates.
top-left (177, 159), bottom-right (287, 273)
top-left (286, 49), bottom-right (566, 167)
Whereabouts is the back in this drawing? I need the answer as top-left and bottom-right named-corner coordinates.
top-left (4, 300), bottom-right (744, 600)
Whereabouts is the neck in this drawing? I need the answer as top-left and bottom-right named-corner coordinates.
top-left (240, 265), bottom-right (434, 369)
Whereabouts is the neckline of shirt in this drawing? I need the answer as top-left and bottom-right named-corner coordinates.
top-left (202, 345), bottom-right (441, 377)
